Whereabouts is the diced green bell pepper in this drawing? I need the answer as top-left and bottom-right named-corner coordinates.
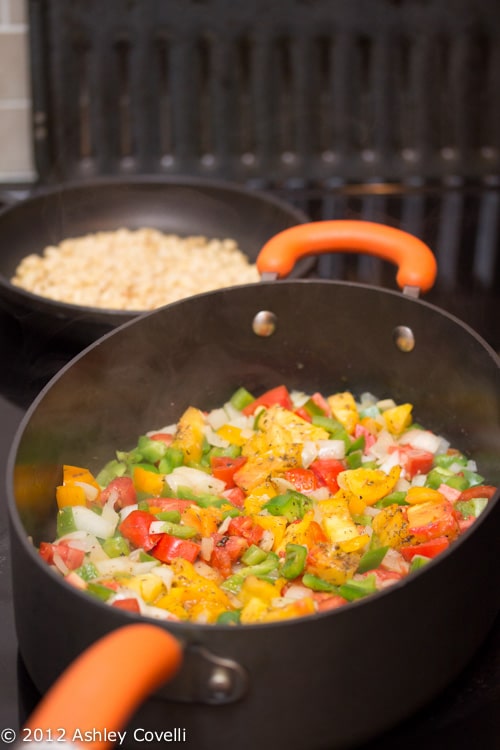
top-left (280, 544), bottom-right (307, 580)
top-left (339, 574), bottom-right (377, 601)
top-left (87, 582), bottom-right (114, 601)
top-left (102, 535), bottom-right (130, 558)
top-left (216, 610), bottom-right (241, 625)
top-left (374, 491), bottom-right (409, 509)
top-left (74, 561), bottom-right (99, 582)
top-left (455, 497), bottom-right (489, 519)
top-left (409, 555), bottom-right (431, 573)
top-left (263, 490), bottom-right (312, 522)
top-left (158, 447), bottom-right (185, 475)
top-left (159, 521), bottom-right (198, 539)
top-left (302, 573), bottom-right (339, 593)
top-left (356, 546), bottom-right (389, 574)
top-left (155, 510), bottom-right (182, 523)
top-left (242, 545), bottom-right (268, 566)
top-left (96, 459), bottom-right (127, 487)
top-left (230, 387), bottom-right (255, 411)
top-left (56, 507), bottom-right (77, 537)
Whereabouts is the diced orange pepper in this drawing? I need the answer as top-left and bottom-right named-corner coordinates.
top-left (383, 404), bottom-right (413, 435)
top-left (327, 392), bottom-right (359, 434)
top-left (216, 424), bottom-right (247, 447)
top-left (62, 465), bottom-right (100, 491)
top-left (252, 514), bottom-right (287, 550)
top-left (133, 466), bottom-right (164, 496)
top-left (406, 486), bottom-right (445, 505)
top-left (56, 483), bottom-right (87, 509)
top-left (338, 533), bottom-right (371, 553)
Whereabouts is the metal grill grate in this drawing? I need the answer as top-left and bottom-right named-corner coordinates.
top-left (29, 0), bottom-right (500, 184)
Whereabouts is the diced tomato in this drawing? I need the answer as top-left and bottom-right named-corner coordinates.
top-left (312, 592), bottom-right (348, 612)
top-left (112, 598), bottom-right (141, 612)
top-left (354, 423), bottom-right (376, 453)
top-left (370, 568), bottom-right (404, 588)
top-left (152, 534), bottom-right (201, 564)
top-left (241, 385), bottom-right (292, 416)
top-left (119, 510), bottom-right (161, 551)
top-left (458, 485), bottom-right (497, 502)
top-left (227, 516), bottom-right (264, 544)
top-left (222, 486), bottom-right (246, 509)
top-left (309, 458), bottom-right (345, 494)
top-left (400, 537), bottom-right (450, 561)
top-left (310, 392), bottom-right (331, 417)
top-left (39, 542), bottom-right (85, 571)
top-left (389, 446), bottom-right (434, 479)
top-left (210, 534), bottom-right (249, 577)
top-left (149, 433), bottom-right (174, 445)
top-left (145, 497), bottom-right (194, 513)
top-left (210, 455), bottom-right (247, 488)
top-left (283, 468), bottom-right (319, 493)
top-left (437, 483), bottom-right (462, 503)
top-left (100, 476), bottom-right (137, 509)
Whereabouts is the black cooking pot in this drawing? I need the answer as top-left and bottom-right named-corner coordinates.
top-left (0, 176), bottom-right (309, 348)
top-left (7, 222), bottom-right (500, 750)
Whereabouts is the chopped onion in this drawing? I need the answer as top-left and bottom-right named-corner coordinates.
top-left (193, 560), bottom-right (220, 581)
top-left (119, 503), bottom-right (139, 522)
top-left (363, 506), bottom-right (381, 517)
top-left (57, 530), bottom-right (99, 552)
top-left (399, 429), bottom-right (441, 454)
top-left (94, 558), bottom-right (159, 576)
top-left (301, 441), bottom-right (318, 468)
top-left (317, 439), bottom-right (345, 460)
top-left (377, 398), bottom-right (396, 411)
top-left (152, 565), bottom-right (174, 590)
top-left (165, 466), bottom-right (226, 495)
top-left (149, 520), bottom-right (167, 535)
top-left (290, 390), bottom-right (309, 407)
top-left (307, 486), bottom-right (330, 502)
top-left (411, 474), bottom-right (427, 487)
top-left (200, 536), bottom-right (215, 561)
top-left (378, 452), bottom-right (402, 474)
top-left (368, 429), bottom-right (396, 461)
top-left (74, 481), bottom-right (100, 503)
top-left (217, 515), bottom-right (232, 535)
top-left (283, 584), bottom-right (313, 601)
top-left (271, 477), bottom-right (296, 494)
top-left (52, 551), bottom-right (69, 576)
top-left (394, 477), bottom-right (411, 493)
top-left (147, 423), bottom-right (177, 436)
top-left (101, 496), bottom-right (120, 528)
top-left (204, 426), bottom-right (229, 448)
top-left (205, 408), bottom-right (228, 431)
top-left (72, 505), bottom-right (118, 539)
top-left (260, 529), bottom-right (274, 552)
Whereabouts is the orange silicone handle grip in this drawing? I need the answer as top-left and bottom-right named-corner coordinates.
top-left (257, 220), bottom-right (437, 292)
top-left (24, 624), bottom-right (182, 750)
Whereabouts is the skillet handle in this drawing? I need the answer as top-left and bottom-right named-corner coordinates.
top-left (23, 624), bottom-right (182, 750)
top-left (257, 220), bottom-right (437, 293)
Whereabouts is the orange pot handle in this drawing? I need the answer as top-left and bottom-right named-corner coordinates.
top-left (24, 624), bottom-right (182, 750)
top-left (257, 220), bottom-right (437, 293)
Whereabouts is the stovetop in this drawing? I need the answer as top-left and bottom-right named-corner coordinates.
top-left (0, 185), bottom-right (499, 749)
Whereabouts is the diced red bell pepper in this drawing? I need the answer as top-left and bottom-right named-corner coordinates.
top-left (309, 458), bottom-right (345, 494)
top-left (400, 537), bottom-right (450, 561)
top-left (222, 486), bottom-right (246, 509)
top-left (152, 534), bottom-right (201, 564)
top-left (119, 509), bottom-right (161, 551)
top-left (210, 455), bottom-right (248, 488)
top-left (283, 468), bottom-right (319, 493)
top-left (458, 485), bottom-right (497, 502)
top-left (39, 542), bottom-right (85, 571)
top-left (100, 476), bottom-right (137, 509)
top-left (227, 515), bottom-right (264, 544)
top-left (354, 423), bottom-right (376, 453)
top-left (241, 385), bottom-right (292, 416)
top-left (111, 598), bottom-right (141, 612)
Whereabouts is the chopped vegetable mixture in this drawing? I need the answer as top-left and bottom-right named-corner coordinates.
top-left (39, 385), bottom-right (497, 625)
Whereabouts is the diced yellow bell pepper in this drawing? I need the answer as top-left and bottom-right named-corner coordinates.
top-left (275, 510), bottom-right (324, 552)
top-left (371, 504), bottom-right (409, 549)
top-left (216, 424), bottom-right (247, 447)
top-left (133, 466), bottom-right (164, 496)
top-left (327, 391), bottom-right (360, 434)
top-left (305, 544), bottom-right (361, 585)
top-left (338, 465), bottom-right (401, 506)
top-left (338, 533), bottom-right (371, 553)
top-left (240, 595), bottom-right (315, 624)
top-left (252, 514), bottom-right (287, 550)
top-left (188, 601), bottom-right (231, 624)
top-left (383, 403), bottom-right (413, 435)
top-left (239, 597), bottom-right (270, 624)
top-left (238, 575), bottom-right (284, 606)
top-left (243, 482), bottom-right (277, 513)
top-left (56, 483), bottom-right (87, 509)
top-left (155, 588), bottom-right (190, 620)
top-left (125, 573), bottom-right (165, 604)
top-left (406, 486), bottom-right (445, 505)
top-left (360, 416), bottom-right (383, 434)
top-left (181, 505), bottom-right (221, 537)
top-left (170, 406), bottom-right (206, 464)
top-left (317, 495), bottom-right (359, 544)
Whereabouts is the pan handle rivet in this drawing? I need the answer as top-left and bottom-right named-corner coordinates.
top-left (253, 310), bottom-right (277, 337)
top-left (393, 325), bottom-right (416, 352)
top-left (208, 667), bottom-right (233, 699)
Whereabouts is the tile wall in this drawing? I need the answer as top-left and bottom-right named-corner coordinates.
top-left (0, 0), bottom-right (35, 183)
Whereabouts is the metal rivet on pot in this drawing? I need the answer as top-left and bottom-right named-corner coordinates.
top-left (208, 666), bottom-right (233, 700)
top-left (253, 310), bottom-right (277, 337)
top-left (393, 325), bottom-right (416, 352)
